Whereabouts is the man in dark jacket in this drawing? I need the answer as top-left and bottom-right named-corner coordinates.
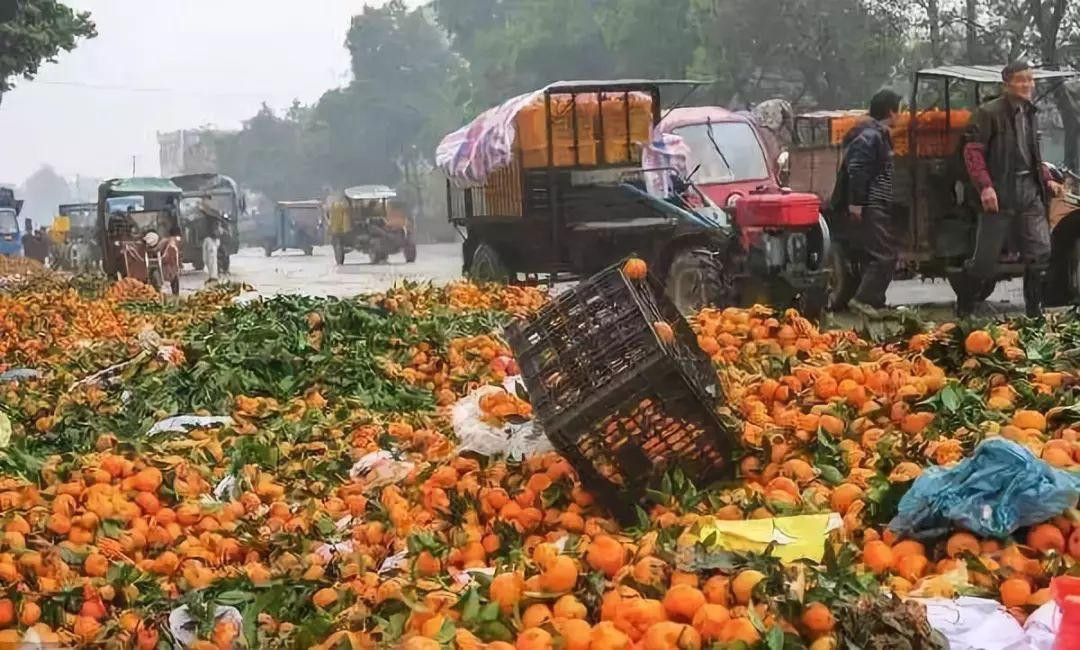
top-left (959, 60), bottom-right (1065, 317)
top-left (840, 89), bottom-right (903, 317)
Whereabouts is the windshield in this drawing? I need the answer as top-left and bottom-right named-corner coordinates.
top-left (106, 196), bottom-right (145, 214)
top-left (672, 121), bottom-right (770, 184)
top-left (0, 210), bottom-right (16, 235)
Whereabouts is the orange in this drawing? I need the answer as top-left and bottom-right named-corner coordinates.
top-left (312, 588), bottom-right (338, 609)
top-left (590, 622), bottom-right (631, 650)
top-left (1028, 524), bottom-right (1066, 554)
top-left (640, 621), bottom-right (701, 650)
top-left (553, 594), bottom-right (587, 620)
top-left (84, 553), bottom-right (109, 578)
top-left (702, 575), bottom-right (731, 606)
top-left (862, 540), bottom-right (894, 575)
top-left (1012, 410), bottom-right (1046, 432)
top-left (586, 536), bottom-right (627, 577)
top-left (829, 483), bottom-right (863, 515)
top-left (516, 627), bottom-right (553, 650)
top-left (19, 601), bottom-right (41, 626)
top-left (653, 322), bottom-right (676, 344)
top-left (731, 570), bottom-right (765, 604)
top-left (691, 603), bottom-right (730, 640)
top-left (0, 599), bottom-right (13, 626)
top-left (720, 617), bottom-right (761, 643)
top-left (662, 584), bottom-right (706, 621)
top-left (623, 258), bottom-right (648, 280)
top-left (964, 330), bottom-right (994, 355)
top-left (489, 572), bottom-right (524, 612)
top-left (522, 603), bottom-right (553, 629)
top-left (801, 602), bottom-right (835, 634)
top-left (539, 556), bottom-right (578, 593)
top-left (1000, 578), bottom-right (1032, 608)
top-left (945, 532), bottom-right (980, 558)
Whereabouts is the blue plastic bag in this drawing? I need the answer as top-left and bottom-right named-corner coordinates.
top-left (889, 438), bottom-right (1080, 540)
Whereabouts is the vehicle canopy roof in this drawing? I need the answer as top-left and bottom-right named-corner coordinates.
top-left (171, 173), bottom-right (240, 196)
top-left (656, 106), bottom-right (752, 133)
top-left (344, 185), bottom-right (396, 201)
top-left (59, 202), bottom-right (96, 214)
top-left (277, 200), bottom-right (324, 210)
top-left (101, 177), bottom-right (183, 197)
top-left (917, 64), bottom-right (1079, 83)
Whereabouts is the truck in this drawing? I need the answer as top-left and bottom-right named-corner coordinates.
top-left (438, 79), bottom-right (830, 314)
top-left (171, 173), bottom-right (244, 274)
top-left (787, 64), bottom-right (1080, 308)
top-left (0, 188), bottom-right (23, 258)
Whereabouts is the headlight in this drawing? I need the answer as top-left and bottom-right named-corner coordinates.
top-left (143, 231), bottom-right (160, 247)
top-left (726, 193), bottom-right (742, 209)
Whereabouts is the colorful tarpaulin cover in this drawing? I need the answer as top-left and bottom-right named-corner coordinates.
top-left (436, 89), bottom-right (545, 187)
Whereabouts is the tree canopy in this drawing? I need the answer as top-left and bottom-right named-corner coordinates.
top-left (0, 0), bottom-right (96, 106)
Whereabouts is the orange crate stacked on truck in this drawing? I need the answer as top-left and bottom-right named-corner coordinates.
top-left (517, 92), bottom-right (653, 168)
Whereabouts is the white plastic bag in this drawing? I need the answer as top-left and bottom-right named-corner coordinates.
top-left (350, 450), bottom-right (415, 489)
top-left (452, 379), bottom-right (552, 459)
top-left (912, 597), bottom-right (1029, 650)
top-left (1025, 600), bottom-right (1062, 650)
top-left (147, 415), bottom-right (234, 437)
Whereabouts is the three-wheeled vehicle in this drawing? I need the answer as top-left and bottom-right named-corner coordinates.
top-left (332, 185), bottom-right (417, 265)
top-left (98, 178), bottom-right (183, 294)
top-left (52, 203), bottom-right (99, 272)
top-left (0, 188), bottom-right (22, 257)
top-left (787, 64), bottom-right (1080, 308)
top-left (438, 79), bottom-right (830, 314)
top-left (171, 173), bottom-right (244, 274)
top-left (264, 200), bottom-right (326, 256)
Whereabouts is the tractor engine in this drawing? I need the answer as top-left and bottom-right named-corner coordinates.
top-left (734, 190), bottom-right (824, 276)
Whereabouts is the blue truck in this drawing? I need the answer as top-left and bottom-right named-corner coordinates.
top-left (0, 187), bottom-right (24, 257)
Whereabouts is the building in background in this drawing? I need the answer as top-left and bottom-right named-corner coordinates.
top-left (157, 129), bottom-right (233, 177)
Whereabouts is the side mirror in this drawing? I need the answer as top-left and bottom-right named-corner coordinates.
top-left (1043, 161), bottom-right (1064, 183)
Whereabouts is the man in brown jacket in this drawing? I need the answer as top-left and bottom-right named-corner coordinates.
top-left (959, 61), bottom-right (1065, 317)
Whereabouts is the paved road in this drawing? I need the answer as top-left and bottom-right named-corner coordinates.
top-left (180, 242), bottom-right (1029, 318)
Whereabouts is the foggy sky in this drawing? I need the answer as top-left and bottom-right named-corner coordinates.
top-left (0, 0), bottom-right (418, 185)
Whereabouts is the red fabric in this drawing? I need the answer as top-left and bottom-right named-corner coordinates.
top-left (1052, 576), bottom-right (1080, 650)
top-left (963, 142), bottom-right (993, 192)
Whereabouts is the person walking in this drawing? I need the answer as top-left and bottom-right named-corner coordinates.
top-left (959, 60), bottom-right (1065, 318)
top-left (836, 89), bottom-right (904, 318)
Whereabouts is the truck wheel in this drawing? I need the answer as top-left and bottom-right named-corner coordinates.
top-left (170, 277), bottom-right (180, 295)
top-left (332, 237), bottom-right (346, 266)
top-left (467, 241), bottom-right (510, 283)
top-left (947, 273), bottom-right (996, 303)
top-left (826, 245), bottom-right (858, 311)
top-left (797, 287), bottom-right (829, 319)
top-left (663, 246), bottom-right (733, 315)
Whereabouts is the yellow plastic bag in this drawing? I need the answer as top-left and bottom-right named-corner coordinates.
top-left (676, 513), bottom-right (842, 570)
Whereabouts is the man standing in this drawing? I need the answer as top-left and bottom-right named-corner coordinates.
top-left (960, 61), bottom-right (1065, 317)
top-left (840, 89), bottom-right (904, 318)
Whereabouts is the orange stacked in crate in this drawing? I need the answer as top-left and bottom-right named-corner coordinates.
top-left (516, 92), bottom-right (653, 168)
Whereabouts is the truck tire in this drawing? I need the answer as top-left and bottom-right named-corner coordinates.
top-left (663, 246), bottom-right (733, 315)
top-left (825, 245), bottom-right (859, 311)
top-left (332, 236), bottom-right (346, 266)
top-left (947, 273), bottom-right (996, 304)
top-left (466, 241), bottom-right (510, 283)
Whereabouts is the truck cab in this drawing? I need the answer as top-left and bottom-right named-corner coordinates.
top-left (0, 188), bottom-right (22, 257)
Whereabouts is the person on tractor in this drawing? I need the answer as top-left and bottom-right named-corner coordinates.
top-left (834, 89), bottom-right (903, 318)
top-left (959, 60), bottom-right (1066, 318)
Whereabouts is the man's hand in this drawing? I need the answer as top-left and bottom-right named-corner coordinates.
top-left (1048, 180), bottom-right (1065, 198)
top-left (849, 205), bottom-right (864, 222)
top-left (980, 186), bottom-right (1000, 213)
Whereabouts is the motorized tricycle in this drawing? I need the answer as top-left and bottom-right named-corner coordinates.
top-left (439, 79), bottom-right (830, 314)
top-left (97, 178), bottom-right (183, 294)
top-left (332, 185), bottom-right (417, 265)
top-left (0, 188), bottom-right (22, 258)
top-left (264, 200), bottom-right (326, 256)
top-left (787, 64), bottom-right (1080, 308)
top-left (172, 173), bottom-right (244, 274)
top-left (52, 203), bottom-right (99, 272)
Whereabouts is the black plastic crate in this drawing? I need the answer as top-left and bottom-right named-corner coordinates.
top-left (505, 263), bottom-right (736, 518)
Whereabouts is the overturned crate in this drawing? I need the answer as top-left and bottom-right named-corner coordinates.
top-left (505, 263), bottom-right (737, 521)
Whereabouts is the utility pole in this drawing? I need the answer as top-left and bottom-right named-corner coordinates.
top-left (132, 156), bottom-right (136, 176)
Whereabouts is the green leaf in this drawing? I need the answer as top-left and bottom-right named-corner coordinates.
top-left (216, 590), bottom-right (255, 606)
top-left (766, 625), bottom-right (785, 650)
top-left (478, 602), bottom-right (501, 622)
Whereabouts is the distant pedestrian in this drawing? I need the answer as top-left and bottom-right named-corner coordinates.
top-left (832, 89), bottom-right (904, 318)
top-left (958, 60), bottom-right (1064, 318)
top-left (202, 221), bottom-right (220, 284)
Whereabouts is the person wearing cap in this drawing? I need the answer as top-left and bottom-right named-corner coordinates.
top-left (959, 60), bottom-right (1065, 318)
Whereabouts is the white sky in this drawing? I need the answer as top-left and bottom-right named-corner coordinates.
top-left (0, 0), bottom-right (419, 185)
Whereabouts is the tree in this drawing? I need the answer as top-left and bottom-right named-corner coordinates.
top-left (19, 165), bottom-right (73, 226)
top-left (0, 0), bottom-right (96, 107)
top-left (1026, 0), bottom-right (1080, 167)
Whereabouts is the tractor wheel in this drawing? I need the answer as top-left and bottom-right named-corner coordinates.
top-left (825, 244), bottom-right (859, 311)
top-left (947, 273), bottom-right (996, 304)
top-left (332, 236), bottom-right (346, 266)
top-left (663, 246), bottom-right (735, 315)
top-left (148, 267), bottom-right (163, 292)
top-left (466, 241), bottom-right (510, 284)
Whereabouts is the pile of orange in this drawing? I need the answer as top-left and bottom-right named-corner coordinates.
top-left (0, 275), bottom-right (1079, 649)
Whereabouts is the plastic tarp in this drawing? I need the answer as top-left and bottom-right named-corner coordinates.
top-left (436, 88), bottom-right (544, 187)
top-left (452, 378), bottom-right (552, 459)
top-left (889, 439), bottom-right (1080, 540)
